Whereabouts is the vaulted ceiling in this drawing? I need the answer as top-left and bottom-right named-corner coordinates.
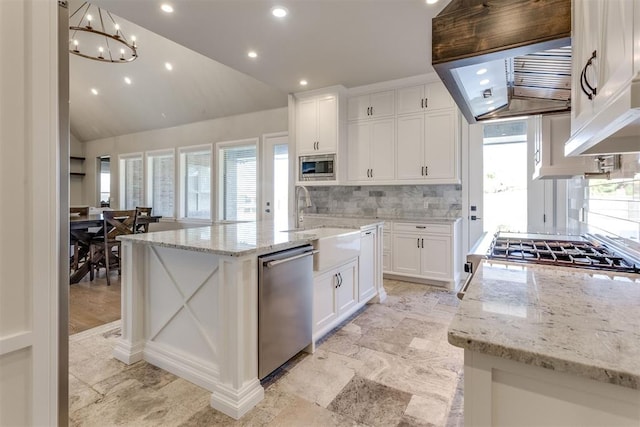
top-left (70, 0), bottom-right (449, 142)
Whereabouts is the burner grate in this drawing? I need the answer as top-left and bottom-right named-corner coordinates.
top-left (487, 234), bottom-right (639, 273)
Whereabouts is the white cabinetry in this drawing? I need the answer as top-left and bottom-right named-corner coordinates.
top-left (347, 119), bottom-right (395, 182)
top-left (348, 90), bottom-right (395, 120)
top-left (396, 81), bottom-right (454, 115)
top-left (313, 259), bottom-right (358, 339)
top-left (566, 0), bottom-right (640, 156)
top-left (359, 228), bottom-right (377, 302)
top-left (382, 228), bottom-right (391, 273)
top-left (296, 95), bottom-right (338, 155)
top-left (387, 220), bottom-right (461, 289)
top-left (396, 109), bottom-right (459, 182)
top-left (533, 114), bottom-right (597, 179)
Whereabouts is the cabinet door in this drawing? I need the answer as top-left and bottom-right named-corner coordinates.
top-left (313, 269), bottom-right (338, 333)
top-left (336, 262), bottom-right (357, 313)
top-left (348, 94), bottom-right (371, 120)
top-left (597, 0), bottom-right (634, 111)
top-left (370, 119), bottom-right (395, 181)
top-left (396, 85), bottom-right (425, 115)
top-left (420, 234), bottom-right (451, 281)
top-left (347, 121), bottom-right (371, 181)
top-left (392, 234), bottom-right (421, 275)
top-left (317, 95), bottom-right (337, 153)
top-left (396, 114), bottom-right (425, 180)
top-left (571, 0), bottom-right (602, 133)
top-left (424, 81), bottom-right (455, 111)
top-left (359, 230), bottom-right (376, 302)
top-left (369, 90), bottom-right (395, 118)
top-left (296, 98), bottom-right (318, 155)
top-left (424, 110), bottom-right (456, 180)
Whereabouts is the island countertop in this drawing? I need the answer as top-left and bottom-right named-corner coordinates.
top-left (117, 218), bottom-right (384, 257)
top-left (448, 260), bottom-right (640, 389)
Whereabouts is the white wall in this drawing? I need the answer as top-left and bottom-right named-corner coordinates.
top-left (0, 1), bottom-right (60, 424)
top-left (80, 107), bottom-right (288, 224)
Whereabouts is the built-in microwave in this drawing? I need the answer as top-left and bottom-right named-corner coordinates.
top-left (298, 154), bottom-right (336, 181)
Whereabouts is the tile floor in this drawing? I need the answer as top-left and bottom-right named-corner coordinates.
top-left (69, 279), bottom-right (464, 426)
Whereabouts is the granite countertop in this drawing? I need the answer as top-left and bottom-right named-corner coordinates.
top-left (448, 261), bottom-right (640, 389)
top-left (304, 213), bottom-right (461, 224)
top-left (117, 218), bottom-right (383, 257)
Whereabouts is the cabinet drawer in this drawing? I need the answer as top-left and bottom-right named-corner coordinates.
top-left (393, 222), bottom-right (451, 235)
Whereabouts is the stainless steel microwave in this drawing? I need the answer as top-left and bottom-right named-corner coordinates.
top-left (298, 154), bottom-right (336, 181)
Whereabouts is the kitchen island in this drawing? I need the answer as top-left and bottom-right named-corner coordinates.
top-left (114, 219), bottom-right (384, 419)
top-left (449, 261), bottom-right (640, 426)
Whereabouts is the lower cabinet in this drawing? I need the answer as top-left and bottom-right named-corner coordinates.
top-left (359, 229), bottom-right (377, 302)
top-left (388, 220), bottom-right (460, 288)
top-left (313, 259), bottom-right (358, 338)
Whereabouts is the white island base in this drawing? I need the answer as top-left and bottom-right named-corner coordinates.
top-left (464, 350), bottom-right (640, 426)
top-left (113, 242), bottom-right (264, 419)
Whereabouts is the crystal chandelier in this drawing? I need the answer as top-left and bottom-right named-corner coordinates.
top-left (69, 2), bottom-right (138, 63)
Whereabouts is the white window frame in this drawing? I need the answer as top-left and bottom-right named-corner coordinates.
top-left (216, 138), bottom-right (260, 222)
top-left (118, 152), bottom-right (144, 210)
top-left (146, 148), bottom-right (176, 219)
top-left (178, 144), bottom-right (213, 223)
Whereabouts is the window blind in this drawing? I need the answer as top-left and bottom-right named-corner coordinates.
top-left (148, 151), bottom-right (175, 217)
top-left (120, 156), bottom-right (143, 209)
top-left (220, 145), bottom-right (257, 221)
top-left (182, 149), bottom-right (211, 219)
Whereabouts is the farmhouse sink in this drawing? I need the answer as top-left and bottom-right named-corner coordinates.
top-left (292, 227), bottom-right (360, 271)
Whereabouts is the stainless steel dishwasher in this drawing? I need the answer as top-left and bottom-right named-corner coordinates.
top-left (258, 245), bottom-right (314, 379)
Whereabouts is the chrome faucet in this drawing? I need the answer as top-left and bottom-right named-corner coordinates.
top-left (295, 185), bottom-right (312, 229)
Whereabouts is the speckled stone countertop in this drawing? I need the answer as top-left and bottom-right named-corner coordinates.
top-left (448, 261), bottom-right (640, 389)
top-left (118, 218), bottom-right (383, 257)
top-left (304, 213), bottom-right (461, 224)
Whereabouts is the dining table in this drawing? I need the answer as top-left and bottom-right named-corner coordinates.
top-left (69, 213), bottom-right (162, 284)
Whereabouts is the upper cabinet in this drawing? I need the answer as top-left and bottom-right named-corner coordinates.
top-left (347, 119), bottom-right (395, 182)
top-left (348, 90), bottom-right (395, 120)
top-left (566, 0), bottom-right (640, 156)
top-left (396, 82), bottom-right (454, 115)
top-left (532, 114), bottom-right (597, 179)
top-left (296, 94), bottom-right (339, 155)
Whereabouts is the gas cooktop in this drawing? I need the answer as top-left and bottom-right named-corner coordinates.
top-left (487, 232), bottom-right (640, 274)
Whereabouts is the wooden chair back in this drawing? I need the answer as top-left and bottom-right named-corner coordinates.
top-left (102, 210), bottom-right (137, 240)
top-left (70, 206), bottom-right (89, 216)
top-left (135, 207), bottom-right (153, 233)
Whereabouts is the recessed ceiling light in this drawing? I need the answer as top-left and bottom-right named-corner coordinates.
top-left (476, 68), bottom-right (488, 75)
top-left (271, 6), bottom-right (288, 18)
top-left (480, 79), bottom-right (490, 85)
top-left (426, 0), bottom-right (439, 4)
top-left (248, 51), bottom-right (258, 58)
top-left (165, 62), bottom-right (173, 71)
top-left (124, 77), bottom-right (132, 85)
top-left (161, 4), bottom-right (174, 13)
top-left (299, 80), bottom-right (308, 86)
top-left (90, 88), bottom-right (98, 95)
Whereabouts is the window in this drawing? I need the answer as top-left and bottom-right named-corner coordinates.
top-left (147, 150), bottom-right (175, 218)
top-left (218, 140), bottom-right (257, 221)
top-left (119, 154), bottom-right (143, 210)
top-left (180, 145), bottom-right (212, 220)
top-left (99, 156), bottom-right (111, 207)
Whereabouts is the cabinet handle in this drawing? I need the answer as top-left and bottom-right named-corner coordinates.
top-left (425, 166), bottom-right (428, 176)
top-left (370, 168), bottom-right (373, 178)
top-left (580, 50), bottom-right (597, 100)
top-left (421, 98), bottom-right (424, 109)
top-left (417, 238), bottom-right (420, 248)
top-left (335, 274), bottom-right (339, 288)
top-left (425, 97), bottom-right (428, 108)
top-left (421, 238), bottom-right (424, 248)
top-left (421, 166), bottom-right (424, 176)
top-left (416, 225), bottom-right (426, 229)
top-left (370, 106), bottom-right (373, 116)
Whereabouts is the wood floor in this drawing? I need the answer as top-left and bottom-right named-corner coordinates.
top-left (69, 272), bottom-right (121, 335)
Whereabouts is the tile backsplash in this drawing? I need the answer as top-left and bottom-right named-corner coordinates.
top-left (568, 153), bottom-right (640, 242)
top-left (304, 184), bottom-right (462, 219)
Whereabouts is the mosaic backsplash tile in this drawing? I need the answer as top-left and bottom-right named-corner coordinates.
top-left (304, 185), bottom-right (462, 219)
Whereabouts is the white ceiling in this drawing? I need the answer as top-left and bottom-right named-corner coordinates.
top-left (71, 0), bottom-right (449, 142)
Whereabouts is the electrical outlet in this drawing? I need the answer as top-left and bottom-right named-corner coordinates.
top-left (423, 200), bottom-right (429, 209)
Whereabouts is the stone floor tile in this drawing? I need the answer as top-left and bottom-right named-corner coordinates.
top-left (403, 393), bottom-right (450, 426)
top-left (68, 373), bottom-right (102, 413)
top-left (327, 375), bottom-right (412, 427)
top-left (268, 396), bottom-right (360, 427)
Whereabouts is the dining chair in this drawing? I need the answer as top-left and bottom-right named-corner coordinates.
top-left (135, 206), bottom-right (153, 233)
top-left (90, 210), bottom-right (137, 286)
top-left (69, 206), bottom-right (90, 271)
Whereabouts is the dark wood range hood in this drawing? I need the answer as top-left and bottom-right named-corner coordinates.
top-left (432, 0), bottom-right (572, 123)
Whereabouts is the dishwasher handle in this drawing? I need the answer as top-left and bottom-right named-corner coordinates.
top-left (264, 250), bottom-right (318, 268)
